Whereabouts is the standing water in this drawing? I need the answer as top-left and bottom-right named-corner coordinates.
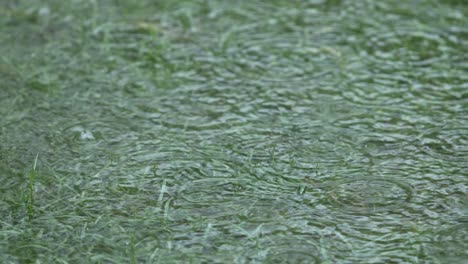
top-left (0, 0), bottom-right (467, 263)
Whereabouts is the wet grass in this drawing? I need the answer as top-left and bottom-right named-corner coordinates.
top-left (1, 0), bottom-right (467, 263)
top-left (26, 154), bottom-right (39, 221)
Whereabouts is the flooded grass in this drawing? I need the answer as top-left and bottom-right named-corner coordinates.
top-left (1, 0), bottom-right (467, 263)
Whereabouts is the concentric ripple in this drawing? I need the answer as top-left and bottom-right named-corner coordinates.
top-left (322, 177), bottom-right (413, 214)
top-left (365, 30), bottom-right (448, 64)
top-left (177, 177), bottom-right (251, 206)
top-left (262, 237), bottom-right (320, 264)
top-left (171, 177), bottom-right (259, 221)
top-left (51, 119), bottom-right (134, 148)
top-left (424, 223), bottom-right (468, 262)
top-left (420, 127), bottom-right (468, 164)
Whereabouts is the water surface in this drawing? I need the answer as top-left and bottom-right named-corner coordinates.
top-left (0, 0), bottom-right (467, 263)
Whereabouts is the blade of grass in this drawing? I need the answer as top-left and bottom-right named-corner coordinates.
top-left (157, 179), bottom-right (167, 206)
top-left (130, 235), bottom-right (137, 264)
top-left (27, 153), bottom-right (39, 220)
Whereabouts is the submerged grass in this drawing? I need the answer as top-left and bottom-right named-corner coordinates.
top-left (26, 154), bottom-right (39, 221)
top-left (0, 0), bottom-right (467, 263)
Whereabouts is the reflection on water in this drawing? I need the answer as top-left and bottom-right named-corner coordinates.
top-left (0, 0), bottom-right (466, 262)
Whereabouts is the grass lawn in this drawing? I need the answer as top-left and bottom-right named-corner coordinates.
top-left (1, 0), bottom-right (467, 263)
